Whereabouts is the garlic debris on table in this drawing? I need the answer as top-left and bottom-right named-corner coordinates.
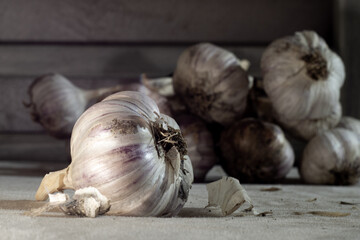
top-left (300, 128), bottom-right (360, 185)
top-left (35, 91), bottom-right (193, 217)
top-left (25, 73), bottom-right (141, 138)
top-left (206, 177), bottom-right (257, 216)
top-left (261, 30), bottom-right (345, 140)
top-left (173, 43), bottom-right (251, 126)
top-left (220, 118), bottom-right (294, 182)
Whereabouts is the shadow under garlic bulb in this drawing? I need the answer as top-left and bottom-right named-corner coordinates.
top-left (300, 128), bottom-right (360, 185)
top-left (35, 91), bottom-right (193, 217)
top-left (219, 118), bottom-right (294, 183)
top-left (261, 30), bottom-right (345, 140)
top-left (173, 43), bottom-right (251, 126)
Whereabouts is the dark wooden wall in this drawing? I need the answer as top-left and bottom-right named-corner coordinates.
top-left (0, 0), bottom-right (351, 161)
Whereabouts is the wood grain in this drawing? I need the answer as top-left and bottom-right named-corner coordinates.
top-left (0, 0), bottom-right (333, 43)
top-left (0, 44), bottom-right (264, 78)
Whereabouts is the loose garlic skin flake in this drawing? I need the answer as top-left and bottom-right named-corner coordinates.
top-left (261, 31), bottom-right (345, 140)
top-left (300, 128), bottom-right (360, 185)
top-left (36, 91), bottom-right (193, 217)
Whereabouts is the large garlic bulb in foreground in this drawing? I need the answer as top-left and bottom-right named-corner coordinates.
top-left (35, 91), bottom-right (193, 217)
top-left (300, 128), bottom-right (360, 185)
top-left (219, 118), bottom-right (294, 182)
top-left (173, 43), bottom-right (251, 126)
top-left (261, 31), bottom-right (345, 139)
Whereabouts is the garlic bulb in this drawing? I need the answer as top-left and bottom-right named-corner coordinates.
top-left (176, 114), bottom-right (217, 182)
top-left (219, 118), bottom-right (294, 182)
top-left (173, 43), bottom-right (251, 126)
top-left (35, 91), bottom-right (193, 217)
top-left (25, 73), bottom-right (169, 138)
top-left (300, 128), bottom-right (360, 185)
top-left (261, 31), bottom-right (344, 139)
top-left (337, 116), bottom-right (360, 136)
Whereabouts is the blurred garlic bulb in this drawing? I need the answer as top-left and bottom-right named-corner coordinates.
top-left (337, 116), bottom-right (360, 136)
top-left (35, 91), bottom-right (193, 217)
top-left (220, 118), bottom-right (294, 182)
top-left (300, 128), bottom-right (360, 185)
top-left (176, 114), bottom-right (217, 182)
top-left (25, 73), bottom-right (170, 138)
top-left (261, 31), bottom-right (344, 139)
top-left (173, 43), bottom-right (251, 126)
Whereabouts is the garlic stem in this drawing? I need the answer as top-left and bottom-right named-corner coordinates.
top-left (140, 74), bottom-right (175, 97)
top-left (83, 84), bottom-right (139, 102)
top-left (35, 167), bottom-right (73, 201)
top-left (238, 59), bottom-right (251, 71)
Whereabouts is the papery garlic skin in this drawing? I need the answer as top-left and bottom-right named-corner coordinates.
top-left (26, 73), bottom-right (89, 138)
top-left (220, 118), bottom-right (294, 182)
top-left (261, 31), bottom-right (344, 140)
top-left (65, 91), bottom-right (193, 217)
top-left (261, 30), bottom-right (345, 121)
top-left (277, 101), bottom-right (342, 140)
top-left (337, 116), bottom-right (360, 136)
top-left (300, 128), bottom-right (360, 185)
top-left (173, 43), bottom-right (250, 126)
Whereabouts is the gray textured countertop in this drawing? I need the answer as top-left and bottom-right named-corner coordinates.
top-left (0, 166), bottom-right (359, 240)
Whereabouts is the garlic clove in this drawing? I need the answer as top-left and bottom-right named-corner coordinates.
top-left (206, 177), bottom-right (256, 216)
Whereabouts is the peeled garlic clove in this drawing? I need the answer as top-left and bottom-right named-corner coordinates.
top-left (261, 30), bottom-right (345, 121)
top-left (36, 91), bottom-right (193, 217)
top-left (220, 118), bottom-right (294, 182)
top-left (337, 116), bottom-right (360, 136)
top-left (300, 128), bottom-right (360, 185)
top-left (173, 43), bottom-right (251, 126)
top-left (176, 114), bottom-right (218, 182)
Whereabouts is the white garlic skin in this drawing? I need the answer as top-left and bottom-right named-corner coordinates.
top-left (300, 128), bottom-right (360, 185)
top-left (173, 43), bottom-right (250, 126)
top-left (26, 73), bottom-right (89, 138)
top-left (337, 116), bottom-right (360, 136)
top-left (68, 91), bottom-right (193, 217)
top-left (277, 101), bottom-right (342, 140)
top-left (261, 30), bottom-right (344, 124)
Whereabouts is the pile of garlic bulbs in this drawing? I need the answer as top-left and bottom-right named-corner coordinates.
top-left (30, 30), bottom-right (360, 218)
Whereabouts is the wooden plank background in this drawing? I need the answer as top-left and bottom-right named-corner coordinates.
top-left (2, 0), bottom-right (355, 161)
top-left (0, 0), bottom-right (333, 43)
